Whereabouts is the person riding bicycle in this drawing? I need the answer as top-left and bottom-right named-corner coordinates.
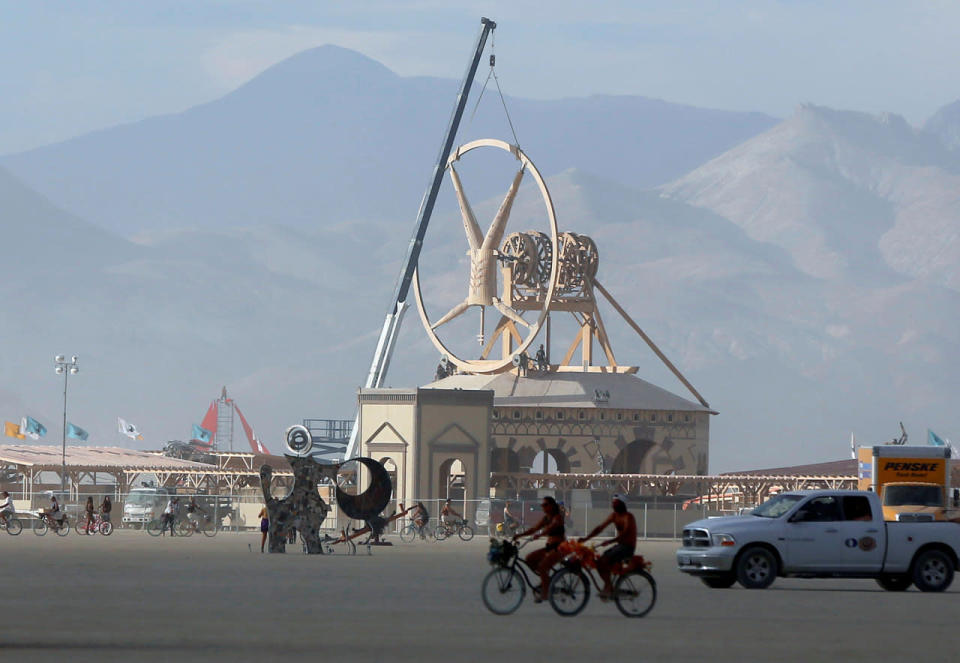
top-left (441, 499), bottom-right (461, 527)
top-left (84, 496), bottom-right (96, 534)
top-left (161, 497), bottom-right (180, 536)
top-left (411, 501), bottom-right (429, 539)
top-left (514, 495), bottom-right (566, 603)
top-left (186, 496), bottom-right (207, 530)
top-left (45, 493), bottom-right (65, 529)
top-left (579, 493), bottom-right (637, 599)
top-left (502, 501), bottom-right (519, 535)
top-left (0, 491), bottom-right (14, 526)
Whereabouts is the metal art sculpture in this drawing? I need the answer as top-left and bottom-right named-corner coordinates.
top-left (413, 138), bottom-right (560, 374)
top-left (260, 427), bottom-right (394, 553)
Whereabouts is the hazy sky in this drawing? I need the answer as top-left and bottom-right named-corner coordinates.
top-left (1, 1), bottom-right (959, 154)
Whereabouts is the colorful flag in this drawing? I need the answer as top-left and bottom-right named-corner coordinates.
top-left (118, 417), bottom-right (144, 441)
top-left (928, 429), bottom-right (948, 447)
top-left (22, 416), bottom-right (47, 440)
top-left (192, 424), bottom-right (212, 446)
top-left (66, 422), bottom-right (89, 441)
top-left (4, 421), bottom-right (25, 439)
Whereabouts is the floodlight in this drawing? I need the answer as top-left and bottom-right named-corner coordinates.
top-left (70, 367), bottom-right (79, 374)
top-left (55, 366), bottom-right (64, 374)
top-left (71, 356), bottom-right (78, 363)
top-left (55, 355), bottom-right (65, 363)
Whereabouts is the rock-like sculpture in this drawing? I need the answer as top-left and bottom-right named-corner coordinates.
top-left (260, 455), bottom-right (393, 554)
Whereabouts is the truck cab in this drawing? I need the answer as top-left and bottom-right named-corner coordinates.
top-left (122, 487), bottom-right (172, 528)
top-left (677, 489), bottom-right (960, 592)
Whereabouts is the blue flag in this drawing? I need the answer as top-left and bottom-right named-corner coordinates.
top-left (23, 416), bottom-right (47, 440)
top-left (192, 424), bottom-right (212, 445)
top-left (66, 422), bottom-right (89, 441)
top-left (928, 429), bottom-right (947, 447)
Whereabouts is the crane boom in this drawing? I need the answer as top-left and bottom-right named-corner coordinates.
top-left (344, 17), bottom-right (497, 459)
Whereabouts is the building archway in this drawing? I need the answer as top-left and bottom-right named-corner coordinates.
top-left (530, 448), bottom-right (570, 474)
top-left (379, 457), bottom-right (398, 499)
top-left (438, 457), bottom-right (466, 501)
top-left (491, 448), bottom-right (520, 473)
top-left (611, 440), bottom-right (656, 474)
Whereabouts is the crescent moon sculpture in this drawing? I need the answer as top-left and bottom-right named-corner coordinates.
top-left (335, 457), bottom-right (393, 522)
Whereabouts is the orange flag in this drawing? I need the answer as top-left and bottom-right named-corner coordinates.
top-left (4, 421), bottom-right (25, 439)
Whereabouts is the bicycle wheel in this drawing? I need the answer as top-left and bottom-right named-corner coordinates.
top-left (55, 518), bottom-right (70, 536)
top-left (435, 524), bottom-right (448, 541)
top-left (399, 525), bottom-right (416, 543)
top-left (6, 518), bottom-right (22, 535)
top-left (146, 519), bottom-right (163, 537)
top-left (548, 568), bottom-right (591, 617)
top-left (99, 520), bottom-right (114, 536)
top-left (74, 520), bottom-right (88, 536)
top-left (458, 524), bottom-right (474, 542)
top-left (178, 521), bottom-right (194, 537)
top-left (614, 571), bottom-right (656, 618)
top-left (481, 567), bottom-right (526, 615)
top-left (202, 520), bottom-right (217, 537)
top-left (34, 519), bottom-right (48, 536)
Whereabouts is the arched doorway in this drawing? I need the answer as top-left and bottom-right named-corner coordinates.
top-left (491, 448), bottom-right (520, 473)
top-left (380, 457), bottom-right (398, 499)
top-left (438, 457), bottom-right (465, 501)
top-left (530, 449), bottom-right (570, 474)
top-left (611, 440), bottom-right (656, 474)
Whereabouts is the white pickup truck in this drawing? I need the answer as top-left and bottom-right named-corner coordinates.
top-left (676, 490), bottom-right (960, 592)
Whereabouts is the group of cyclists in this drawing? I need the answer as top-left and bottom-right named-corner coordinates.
top-left (158, 495), bottom-right (210, 536)
top-left (408, 498), bottom-right (464, 539)
top-left (515, 493), bottom-right (637, 602)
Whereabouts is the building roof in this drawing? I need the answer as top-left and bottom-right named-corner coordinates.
top-left (0, 445), bottom-right (215, 471)
top-left (424, 372), bottom-right (716, 414)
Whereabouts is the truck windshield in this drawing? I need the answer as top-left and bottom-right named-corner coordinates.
top-left (126, 493), bottom-right (156, 506)
top-left (751, 494), bottom-right (803, 518)
top-left (883, 485), bottom-right (943, 507)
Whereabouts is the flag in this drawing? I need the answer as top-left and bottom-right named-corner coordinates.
top-left (66, 422), bottom-right (89, 441)
top-left (192, 424), bottom-right (212, 446)
top-left (929, 429), bottom-right (947, 447)
top-left (22, 416), bottom-right (47, 440)
top-left (118, 417), bottom-right (144, 441)
top-left (4, 421), bottom-right (25, 439)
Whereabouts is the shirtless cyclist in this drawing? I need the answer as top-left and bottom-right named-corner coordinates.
top-left (580, 493), bottom-right (637, 598)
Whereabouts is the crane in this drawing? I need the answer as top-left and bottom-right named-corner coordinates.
top-left (344, 17), bottom-right (497, 459)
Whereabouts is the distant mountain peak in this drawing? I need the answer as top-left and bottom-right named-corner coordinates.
top-left (224, 44), bottom-right (398, 100)
top-left (924, 98), bottom-right (960, 151)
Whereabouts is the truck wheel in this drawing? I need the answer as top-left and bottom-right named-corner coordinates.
top-left (875, 574), bottom-right (912, 591)
top-left (736, 547), bottom-right (777, 589)
top-left (701, 575), bottom-right (737, 589)
top-left (912, 549), bottom-right (954, 592)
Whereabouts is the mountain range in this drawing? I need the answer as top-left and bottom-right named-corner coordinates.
top-left (0, 46), bottom-right (957, 472)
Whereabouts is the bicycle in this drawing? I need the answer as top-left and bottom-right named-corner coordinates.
top-left (146, 516), bottom-right (193, 537)
top-left (184, 512), bottom-right (217, 537)
top-left (493, 518), bottom-right (521, 540)
top-left (435, 518), bottom-right (474, 542)
top-left (547, 540), bottom-right (656, 618)
top-left (0, 514), bottom-right (23, 535)
top-left (75, 513), bottom-right (114, 536)
top-left (482, 538), bottom-right (559, 615)
top-left (34, 512), bottom-right (70, 536)
top-left (399, 520), bottom-right (434, 542)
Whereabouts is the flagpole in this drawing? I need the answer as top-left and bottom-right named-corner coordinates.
top-left (54, 355), bottom-right (79, 497)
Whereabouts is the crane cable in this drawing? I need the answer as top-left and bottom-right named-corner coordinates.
top-left (468, 32), bottom-right (522, 149)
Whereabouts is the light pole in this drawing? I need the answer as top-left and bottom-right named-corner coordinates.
top-left (54, 355), bottom-right (79, 495)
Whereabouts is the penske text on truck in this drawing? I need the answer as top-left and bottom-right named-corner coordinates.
top-left (856, 445), bottom-right (956, 521)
